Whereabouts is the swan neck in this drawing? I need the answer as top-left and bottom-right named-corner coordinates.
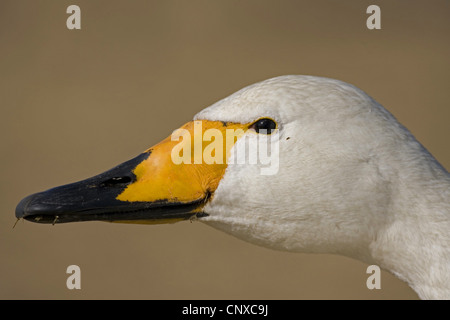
top-left (370, 158), bottom-right (450, 299)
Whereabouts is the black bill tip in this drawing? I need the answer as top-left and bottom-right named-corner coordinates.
top-left (15, 193), bottom-right (36, 220)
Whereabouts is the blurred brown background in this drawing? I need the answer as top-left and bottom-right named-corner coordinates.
top-left (1, 0), bottom-right (449, 300)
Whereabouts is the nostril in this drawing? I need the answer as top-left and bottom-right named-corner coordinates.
top-left (100, 176), bottom-right (133, 187)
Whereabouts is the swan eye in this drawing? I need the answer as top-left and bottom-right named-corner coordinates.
top-left (250, 118), bottom-right (277, 134)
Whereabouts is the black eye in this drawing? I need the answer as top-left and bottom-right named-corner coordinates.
top-left (250, 118), bottom-right (277, 134)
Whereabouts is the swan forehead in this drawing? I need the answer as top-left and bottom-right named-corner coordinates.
top-left (194, 75), bottom-right (373, 124)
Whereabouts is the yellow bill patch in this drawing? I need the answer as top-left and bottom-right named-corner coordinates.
top-left (116, 120), bottom-right (248, 203)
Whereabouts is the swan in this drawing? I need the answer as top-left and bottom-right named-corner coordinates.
top-left (15, 75), bottom-right (450, 299)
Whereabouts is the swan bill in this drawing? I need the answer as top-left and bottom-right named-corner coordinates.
top-left (15, 120), bottom-right (247, 224)
top-left (14, 152), bottom-right (207, 224)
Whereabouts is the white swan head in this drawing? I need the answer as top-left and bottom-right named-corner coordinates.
top-left (16, 75), bottom-right (450, 299)
top-left (195, 76), bottom-right (395, 257)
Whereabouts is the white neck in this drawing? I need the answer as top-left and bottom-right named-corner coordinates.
top-left (368, 145), bottom-right (450, 300)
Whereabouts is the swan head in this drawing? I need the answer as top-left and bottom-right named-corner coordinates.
top-left (195, 75), bottom-right (403, 260)
top-left (15, 75), bottom-right (417, 260)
